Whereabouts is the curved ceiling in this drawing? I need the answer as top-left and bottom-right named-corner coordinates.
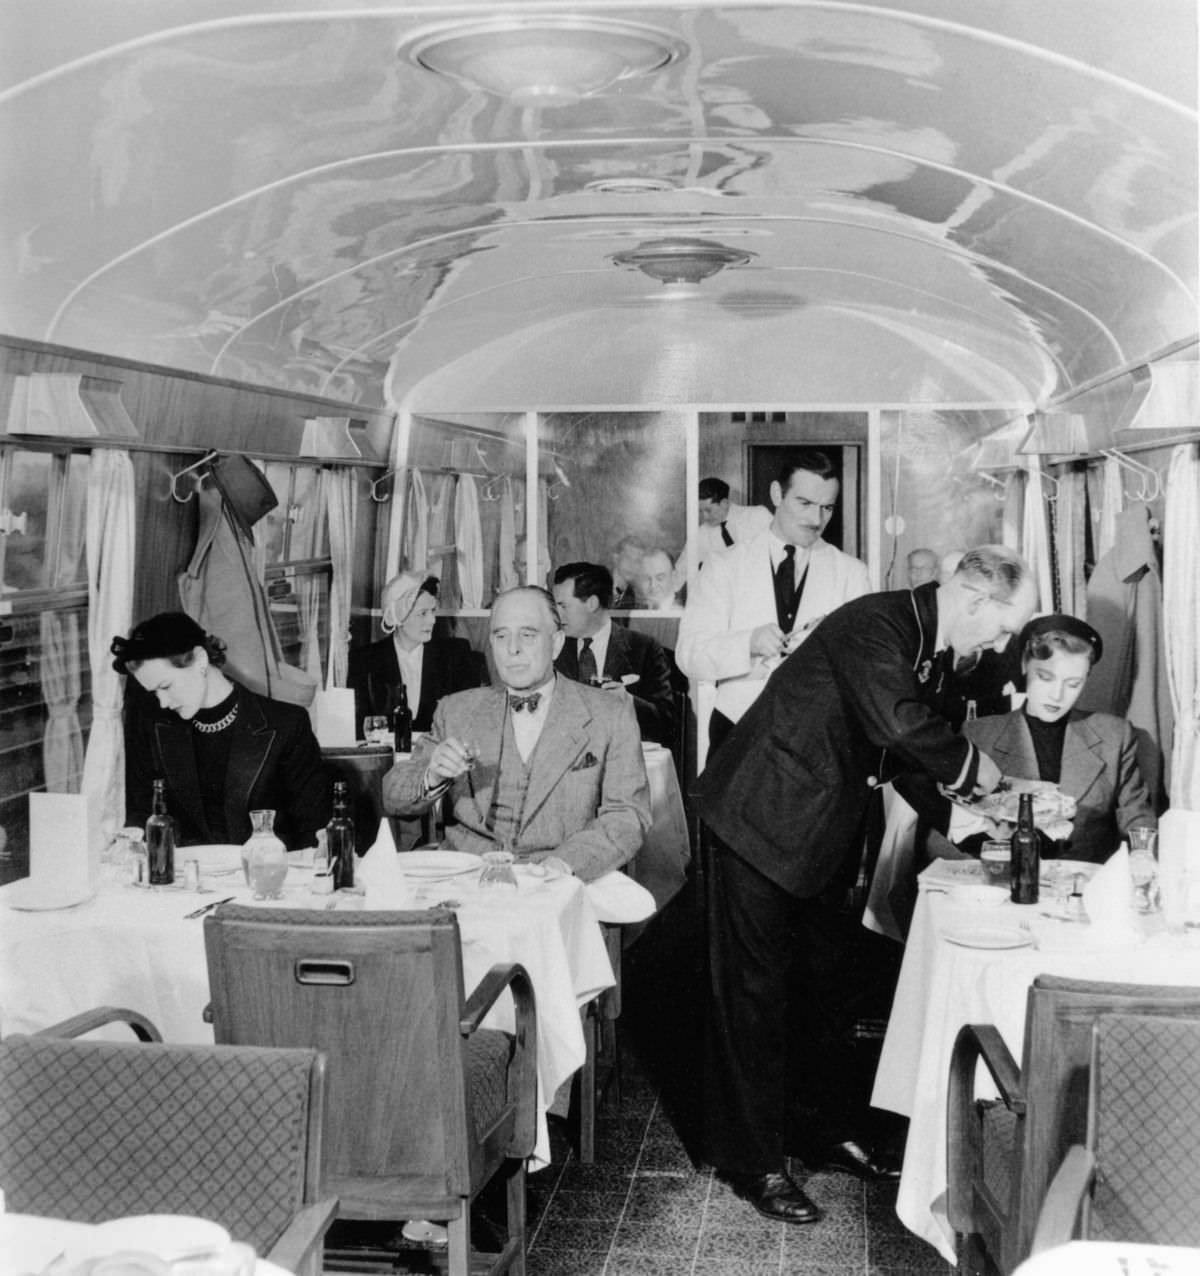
top-left (2, 0), bottom-right (1196, 413)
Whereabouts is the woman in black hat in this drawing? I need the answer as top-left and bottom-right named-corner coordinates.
top-left (955, 614), bottom-right (1156, 862)
top-left (112, 612), bottom-right (331, 849)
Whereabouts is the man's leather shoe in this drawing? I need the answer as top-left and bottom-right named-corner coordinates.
top-left (726, 1170), bottom-right (823, 1224)
top-left (817, 1140), bottom-right (901, 1182)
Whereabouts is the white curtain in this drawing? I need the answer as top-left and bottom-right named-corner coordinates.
top-left (1019, 464), bottom-right (1054, 611)
top-left (40, 455), bottom-right (88, 792)
top-left (1000, 471), bottom-right (1022, 552)
top-left (455, 473), bottom-right (483, 607)
top-left (1163, 443), bottom-right (1200, 808)
top-left (40, 611), bottom-right (83, 792)
top-left (1095, 454), bottom-right (1124, 561)
top-left (1054, 468), bottom-right (1087, 618)
top-left (80, 448), bottom-right (136, 852)
top-left (291, 477), bottom-right (325, 686)
top-left (324, 466), bottom-right (358, 688)
top-left (404, 467), bottom-right (428, 575)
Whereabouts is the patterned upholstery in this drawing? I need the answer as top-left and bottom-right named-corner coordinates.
top-left (467, 1029), bottom-right (517, 1138)
top-left (0, 1035), bottom-right (320, 1255)
top-left (979, 1102), bottom-right (1018, 1210)
top-left (1089, 1014), bottom-right (1200, 1246)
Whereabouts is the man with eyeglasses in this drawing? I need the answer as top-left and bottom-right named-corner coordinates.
top-left (383, 586), bottom-right (651, 881)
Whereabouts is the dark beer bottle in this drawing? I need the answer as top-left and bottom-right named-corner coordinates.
top-left (327, 779), bottom-right (355, 890)
top-left (145, 778), bottom-right (176, 886)
top-left (1010, 792), bottom-right (1040, 905)
top-left (393, 685), bottom-right (413, 753)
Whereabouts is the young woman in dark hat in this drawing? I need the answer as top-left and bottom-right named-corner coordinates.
top-left (112, 612), bottom-right (330, 849)
top-left (956, 613), bottom-right (1156, 862)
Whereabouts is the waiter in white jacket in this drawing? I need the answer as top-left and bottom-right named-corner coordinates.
top-left (678, 451), bottom-right (872, 756)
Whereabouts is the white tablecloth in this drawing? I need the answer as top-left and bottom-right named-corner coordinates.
top-left (872, 866), bottom-right (1200, 1262)
top-left (0, 1214), bottom-right (291, 1276)
top-left (0, 865), bottom-right (616, 1167)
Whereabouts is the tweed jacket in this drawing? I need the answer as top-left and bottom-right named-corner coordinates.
top-left (556, 623), bottom-right (678, 746)
top-left (962, 708), bottom-right (1156, 863)
top-left (694, 584), bottom-right (978, 898)
top-left (123, 679), bottom-right (331, 849)
top-left (677, 530), bottom-right (872, 723)
top-left (383, 676), bottom-right (651, 881)
top-left (347, 634), bottom-right (487, 734)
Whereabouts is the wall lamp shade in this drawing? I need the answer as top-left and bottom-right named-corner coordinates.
top-left (611, 238), bottom-right (756, 285)
top-left (404, 18), bottom-right (687, 107)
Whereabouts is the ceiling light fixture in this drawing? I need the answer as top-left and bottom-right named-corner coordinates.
top-left (610, 237), bottom-right (756, 285)
top-left (404, 18), bottom-right (687, 107)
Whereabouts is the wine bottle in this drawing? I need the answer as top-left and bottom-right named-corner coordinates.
top-left (393, 685), bottom-right (413, 753)
top-left (1010, 791), bottom-right (1040, 905)
top-left (327, 779), bottom-right (355, 890)
top-left (145, 778), bottom-right (176, 886)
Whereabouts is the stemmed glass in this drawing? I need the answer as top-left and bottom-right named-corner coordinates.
top-left (1128, 828), bottom-right (1159, 913)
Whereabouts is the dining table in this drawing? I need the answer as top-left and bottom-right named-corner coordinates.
top-left (872, 859), bottom-right (1200, 1264)
top-left (0, 854), bottom-right (623, 1168)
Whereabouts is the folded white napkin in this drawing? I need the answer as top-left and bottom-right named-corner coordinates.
top-left (585, 870), bottom-right (656, 924)
top-left (354, 820), bottom-right (416, 908)
top-left (1158, 808), bottom-right (1200, 933)
top-left (1081, 845), bottom-right (1141, 943)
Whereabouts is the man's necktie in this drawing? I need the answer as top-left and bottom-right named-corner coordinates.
top-left (577, 637), bottom-right (599, 685)
top-left (509, 692), bottom-right (541, 713)
top-left (720, 521), bottom-right (734, 548)
top-left (773, 544), bottom-right (798, 630)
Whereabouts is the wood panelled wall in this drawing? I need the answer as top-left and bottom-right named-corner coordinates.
top-left (0, 336), bottom-right (394, 629)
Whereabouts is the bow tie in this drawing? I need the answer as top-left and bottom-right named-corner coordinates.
top-left (509, 693), bottom-right (542, 713)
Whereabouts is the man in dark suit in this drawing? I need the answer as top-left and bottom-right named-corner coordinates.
top-left (552, 561), bottom-right (679, 747)
top-left (695, 546), bottom-right (1037, 1224)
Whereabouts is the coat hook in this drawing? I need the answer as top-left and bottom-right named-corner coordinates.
top-left (369, 467), bottom-right (400, 503)
top-left (170, 450), bottom-right (219, 503)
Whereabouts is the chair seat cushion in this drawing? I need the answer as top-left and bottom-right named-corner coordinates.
top-left (467, 1029), bottom-right (515, 1136)
top-left (979, 1100), bottom-right (1018, 1208)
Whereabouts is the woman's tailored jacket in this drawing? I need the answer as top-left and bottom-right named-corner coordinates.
top-left (124, 679), bottom-right (331, 849)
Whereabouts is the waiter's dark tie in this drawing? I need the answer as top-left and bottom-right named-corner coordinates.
top-left (774, 544), bottom-right (798, 630)
top-left (578, 637), bottom-right (598, 685)
top-left (720, 521), bottom-right (734, 547)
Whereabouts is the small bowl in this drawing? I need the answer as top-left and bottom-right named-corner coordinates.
top-left (948, 883), bottom-right (1009, 908)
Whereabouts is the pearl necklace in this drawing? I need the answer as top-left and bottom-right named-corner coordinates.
top-left (192, 703), bottom-right (238, 734)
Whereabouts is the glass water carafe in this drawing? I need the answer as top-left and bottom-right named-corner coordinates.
top-left (243, 809), bottom-right (288, 899)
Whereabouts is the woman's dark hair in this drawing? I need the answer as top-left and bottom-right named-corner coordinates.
top-left (111, 612), bottom-right (227, 674)
top-left (1019, 614), bottom-right (1103, 668)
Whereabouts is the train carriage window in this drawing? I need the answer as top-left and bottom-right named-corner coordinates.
top-left (0, 445), bottom-right (92, 883)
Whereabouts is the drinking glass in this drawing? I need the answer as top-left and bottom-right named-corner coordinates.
top-left (479, 849), bottom-right (519, 891)
top-left (364, 715), bottom-right (390, 746)
top-left (980, 840), bottom-right (1011, 887)
top-left (1128, 830), bottom-right (1159, 913)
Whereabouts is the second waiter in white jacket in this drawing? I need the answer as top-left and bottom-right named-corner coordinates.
top-left (678, 452), bottom-right (872, 752)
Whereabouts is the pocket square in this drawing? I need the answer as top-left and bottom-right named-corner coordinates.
top-left (571, 751), bottom-right (600, 771)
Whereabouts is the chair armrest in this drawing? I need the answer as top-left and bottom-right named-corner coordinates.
top-left (1030, 1145), bottom-right (1093, 1255)
top-left (460, 963), bottom-right (534, 1036)
top-left (462, 963), bottom-right (539, 1158)
top-left (947, 1022), bottom-right (1025, 1232)
top-left (954, 1023), bottom-right (1025, 1114)
top-left (266, 1196), bottom-right (339, 1276)
top-left (36, 1006), bottom-right (163, 1042)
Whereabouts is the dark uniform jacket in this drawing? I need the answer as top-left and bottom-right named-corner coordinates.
top-left (124, 679), bottom-right (330, 849)
top-left (694, 583), bottom-right (979, 898)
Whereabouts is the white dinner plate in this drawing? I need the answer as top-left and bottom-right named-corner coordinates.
top-left (5, 878), bottom-right (95, 911)
top-left (948, 884), bottom-right (1009, 908)
top-left (398, 850), bottom-right (483, 879)
top-left (183, 843), bottom-right (244, 873)
top-left (74, 1216), bottom-right (231, 1262)
top-left (1040, 859), bottom-right (1099, 887)
top-left (942, 926), bottom-right (1032, 950)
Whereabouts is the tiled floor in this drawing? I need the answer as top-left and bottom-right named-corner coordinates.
top-left (519, 1062), bottom-right (953, 1276)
